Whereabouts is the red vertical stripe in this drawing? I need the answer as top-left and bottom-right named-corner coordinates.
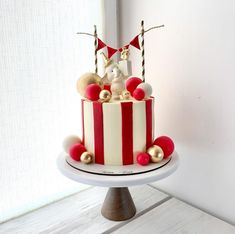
top-left (146, 99), bottom-right (153, 149)
top-left (81, 99), bottom-right (85, 145)
top-left (93, 102), bottom-right (104, 164)
top-left (121, 102), bottom-right (133, 165)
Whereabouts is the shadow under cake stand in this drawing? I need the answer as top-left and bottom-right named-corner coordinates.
top-left (57, 152), bottom-right (179, 221)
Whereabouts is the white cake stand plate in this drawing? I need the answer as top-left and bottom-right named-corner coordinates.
top-left (57, 152), bottom-right (179, 221)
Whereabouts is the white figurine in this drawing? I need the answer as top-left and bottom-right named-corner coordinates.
top-left (110, 66), bottom-right (126, 99)
top-left (101, 53), bottom-right (126, 100)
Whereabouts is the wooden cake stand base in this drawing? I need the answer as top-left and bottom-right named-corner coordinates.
top-left (57, 152), bottom-right (179, 221)
top-left (101, 187), bottom-right (136, 221)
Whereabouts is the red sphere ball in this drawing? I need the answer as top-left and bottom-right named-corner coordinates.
top-left (85, 84), bottom-right (102, 101)
top-left (69, 143), bottom-right (87, 161)
top-left (133, 88), bottom-right (145, 100)
top-left (153, 136), bottom-right (175, 158)
top-left (126, 77), bottom-right (142, 95)
top-left (137, 152), bottom-right (150, 166)
top-left (103, 84), bottom-right (111, 93)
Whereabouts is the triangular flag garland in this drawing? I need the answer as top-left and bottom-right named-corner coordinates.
top-left (96, 38), bottom-right (106, 51)
top-left (107, 46), bottom-right (118, 58)
top-left (118, 44), bottom-right (129, 52)
top-left (129, 35), bottom-right (140, 49)
top-left (96, 35), bottom-right (140, 58)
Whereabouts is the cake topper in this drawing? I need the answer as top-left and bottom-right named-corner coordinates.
top-left (76, 21), bottom-right (164, 100)
top-left (101, 52), bottom-right (126, 100)
top-left (77, 21), bottom-right (164, 83)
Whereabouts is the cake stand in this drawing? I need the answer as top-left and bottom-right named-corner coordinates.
top-left (57, 152), bottom-right (179, 221)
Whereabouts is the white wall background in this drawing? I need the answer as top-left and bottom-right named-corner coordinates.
top-left (119, 0), bottom-right (235, 225)
top-left (0, 0), bottom-right (103, 223)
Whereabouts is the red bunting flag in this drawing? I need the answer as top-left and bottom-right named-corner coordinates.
top-left (118, 44), bottom-right (130, 52)
top-left (96, 38), bottom-right (106, 51)
top-left (129, 35), bottom-right (140, 50)
top-left (107, 46), bottom-right (118, 58)
top-left (96, 35), bottom-right (140, 58)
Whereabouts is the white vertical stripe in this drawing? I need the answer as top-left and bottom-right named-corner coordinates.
top-left (133, 101), bottom-right (146, 163)
top-left (103, 103), bottom-right (122, 165)
top-left (83, 101), bottom-right (95, 161)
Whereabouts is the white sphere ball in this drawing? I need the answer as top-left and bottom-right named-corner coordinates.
top-left (62, 135), bottom-right (81, 153)
top-left (137, 83), bottom-right (152, 98)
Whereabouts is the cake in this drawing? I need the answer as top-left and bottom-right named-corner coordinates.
top-left (81, 97), bottom-right (154, 165)
top-left (62, 23), bottom-right (175, 168)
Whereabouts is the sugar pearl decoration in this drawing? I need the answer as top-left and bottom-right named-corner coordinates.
top-left (137, 82), bottom-right (152, 98)
top-left (122, 90), bottom-right (131, 99)
top-left (99, 90), bottom-right (111, 102)
top-left (133, 88), bottom-right (145, 100)
top-left (136, 152), bottom-right (150, 166)
top-left (103, 84), bottom-right (111, 92)
top-left (77, 73), bottom-right (103, 97)
top-left (147, 145), bottom-right (164, 163)
top-left (63, 135), bottom-right (81, 153)
top-left (154, 136), bottom-right (175, 158)
top-left (69, 143), bottom-right (86, 161)
top-left (125, 77), bottom-right (142, 95)
top-left (80, 152), bottom-right (93, 164)
top-left (85, 84), bottom-right (102, 101)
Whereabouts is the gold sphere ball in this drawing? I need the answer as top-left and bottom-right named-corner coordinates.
top-left (147, 145), bottom-right (164, 163)
top-left (99, 90), bottom-right (111, 102)
top-left (122, 90), bottom-right (131, 99)
top-left (80, 152), bottom-right (93, 164)
top-left (77, 73), bottom-right (103, 97)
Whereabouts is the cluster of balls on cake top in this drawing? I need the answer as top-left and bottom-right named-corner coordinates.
top-left (62, 135), bottom-right (174, 166)
top-left (77, 73), bottom-right (153, 102)
top-left (76, 51), bottom-right (153, 102)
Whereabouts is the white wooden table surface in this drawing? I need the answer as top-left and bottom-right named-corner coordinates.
top-left (0, 185), bottom-right (234, 234)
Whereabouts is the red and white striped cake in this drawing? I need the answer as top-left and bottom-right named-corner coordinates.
top-left (81, 97), bottom-right (154, 165)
